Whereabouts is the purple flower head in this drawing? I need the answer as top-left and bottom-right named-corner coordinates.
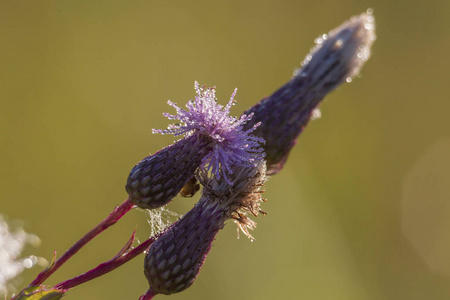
top-left (126, 82), bottom-right (265, 209)
top-left (154, 82), bottom-right (265, 183)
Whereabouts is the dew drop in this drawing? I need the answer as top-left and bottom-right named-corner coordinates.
top-left (311, 108), bottom-right (322, 120)
top-left (23, 256), bottom-right (38, 268)
top-left (333, 39), bottom-right (343, 50)
top-left (23, 258), bottom-right (33, 268)
top-left (364, 23), bottom-right (375, 31)
top-left (301, 54), bottom-right (313, 67)
top-left (346, 77), bottom-right (353, 83)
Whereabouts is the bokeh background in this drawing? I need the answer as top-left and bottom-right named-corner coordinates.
top-left (1, 0), bottom-right (450, 299)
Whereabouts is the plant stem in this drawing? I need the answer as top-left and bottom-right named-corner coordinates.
top-left (29, 198), bottom-right (134, 287)
top-left (139, 289), bottom-right (156, 300)
top-left (55, 234), bottom-right (158, 290)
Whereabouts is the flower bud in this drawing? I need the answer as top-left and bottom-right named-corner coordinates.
top-left (143, 161), bottom-right (267, 295)
top-left (143, 198), bottom-right (226, 294)
top-left (126, 135), bottom-right (211, 209)
top-left (243, 11), bottom-right (376, 174)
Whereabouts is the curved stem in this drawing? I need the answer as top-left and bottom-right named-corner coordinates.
top-left (29, 198), bottom-right (134, 287)
top-left (55, 234), bottom-right (158, 290)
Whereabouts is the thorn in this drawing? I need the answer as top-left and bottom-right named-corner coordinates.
top-left (113, 230), bottom-right (137, 259)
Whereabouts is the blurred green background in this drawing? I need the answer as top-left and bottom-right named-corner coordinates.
top-left (1, 0), bottom-right (450, 299)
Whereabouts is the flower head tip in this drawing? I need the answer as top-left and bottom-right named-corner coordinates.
top-left (154, 82), bottom-right (265, 183)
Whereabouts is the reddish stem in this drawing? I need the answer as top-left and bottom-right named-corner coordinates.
top-left (139, 289), bottom-right (156, 300)
top-left (29, 198), bottom-right (134, 287)
top-left (55, 234), bottom-right (158, 290)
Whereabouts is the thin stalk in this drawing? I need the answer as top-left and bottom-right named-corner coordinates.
top-left (29, 198), bottom-right (134, 287)
top-left (55, 234), bottom-right (158, 290)
top-left (139, 289), bottom-right (156, 300)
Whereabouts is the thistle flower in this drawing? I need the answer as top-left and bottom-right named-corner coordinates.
top-left (126, 82), bottom-right (264, 209)
top-left (154, 82), bottom-right (265, 181)
top-left (243, 10), bottom-right (376, 174)
top-left (142, 161), bottom-right (267, 296)
top-left (139, 10), bottom-right (376, 298)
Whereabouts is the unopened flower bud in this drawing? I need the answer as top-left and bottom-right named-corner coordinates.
top-left (143, 161), bottom-right (267, 295)
top-left (126, 135), bottom-right (211, 209)
top-left (243, 11), bottom-right (376, 174)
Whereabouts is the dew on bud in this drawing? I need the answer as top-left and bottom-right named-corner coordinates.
top-left (242, 10), bottom-right (376, 175)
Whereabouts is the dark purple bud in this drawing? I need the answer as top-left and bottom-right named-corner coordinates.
top-left (243, 11), bottom-right (376, 174)
top-left (143, 198), bottom-right (226, 295)
top-left (126, 135), bottom-right (211, 209)
top-left (143, 161), bottom-right (267, 295)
